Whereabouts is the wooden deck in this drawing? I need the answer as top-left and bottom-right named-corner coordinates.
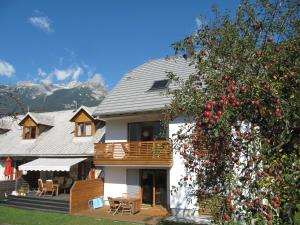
top-left (94, 141), bottom-right (172, 166)
top-left (75, 205), bottom-right (169, 225)
top-left (2, 193), bottom-right (69, 213)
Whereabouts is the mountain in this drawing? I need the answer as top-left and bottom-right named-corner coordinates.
top-left (0, 80), bottom-right (107, 114)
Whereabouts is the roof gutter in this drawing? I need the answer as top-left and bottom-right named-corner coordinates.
top-left (94, 109), bottom-right (165, 121)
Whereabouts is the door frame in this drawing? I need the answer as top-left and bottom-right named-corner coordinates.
top-left (140, 169), bottom-right (167, 208)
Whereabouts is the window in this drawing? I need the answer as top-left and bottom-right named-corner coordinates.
top-left (77, 122), bottom-right (92, 137)
top-left (23, 126), bottom-right (36, 139)
top-left (128, 121), bottom-right (167, 141)
top-left (149, 79), bottom-right (169, 91)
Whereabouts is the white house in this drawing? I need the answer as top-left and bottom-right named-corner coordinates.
top-left (0, 106), bottom-right (105, 189)
top-left (92, 56), bottom-right (199, 216)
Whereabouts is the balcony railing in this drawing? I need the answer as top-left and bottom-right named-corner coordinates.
top-left (94, 140), bottom-right (172, 167)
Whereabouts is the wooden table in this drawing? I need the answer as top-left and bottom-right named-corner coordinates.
top-left (113, 197), bottom-right (141, 214)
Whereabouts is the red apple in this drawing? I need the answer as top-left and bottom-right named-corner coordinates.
top-left (240, 86), bottom-right (246, 93)
top-left (275, 108), bottom-right (282, 117)
top-left (235, 101), bottom-right (241, 107)
top-left (184, 143), bottom-right (189, 149)
top-left (255, 198), bottom-right (261, 205)
top-left (217, 110), bottom-right (223, 116)
top-left (232, 189), bottom-right (240, 195)
top-left (246, 202), bottom-right (253, 208)
top-left (220, 99), bottom-right (227, 106)
top-left (272, 202), bottom-right (278, 209)
top-left (204, 103), bottom-right (212, 111)
top-left (226, 196), bottom-right (233, 203)
top-left (256, 50), bottom-right (262, 57)
top-left (213, 115), bottom-right (219, 121)
top-left (229, 205), bottom-right (236, 211)
top-left (267, 36), bottom-right (273, 43)
top-left (230, 85), bottom-right (237, 92)
top-left (264, 84), bottom-right (270, 90)
top-left (209, 119), bottom-right (215, 125)
top-left (204, 111), bottom-right (211, 117)
top-left (252, 100), bottom-right (260, 106)
top-left (274, 196), bottom-right (281, 204)
top-left (223, 75), bottom-right (229, 81)
top-left (224, 214), bottom-right (230, 221)
top-left (265, 213), bottom-right (272, 221)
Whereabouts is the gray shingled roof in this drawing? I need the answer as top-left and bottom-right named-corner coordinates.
top-left (19, 112), bottom-right (55, 127)
top-left (0, 107), bottom-right (105, 157)
top-left (93, 57), bottom-right (196, 117)
top-left (0, 118), bottom-right (13, 130)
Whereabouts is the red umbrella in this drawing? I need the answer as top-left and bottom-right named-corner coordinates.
top-left (4, 157), bottom-right (12, 177)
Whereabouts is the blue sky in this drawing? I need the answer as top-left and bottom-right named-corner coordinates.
top-left (0, 0), bottom-right (239, 89)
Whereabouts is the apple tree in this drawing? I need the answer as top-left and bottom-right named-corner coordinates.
top-left (166, 0), bottom-right (300, 224)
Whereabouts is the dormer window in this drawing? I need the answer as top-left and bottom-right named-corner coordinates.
top-left (77, 122), bottom-right (92, 137)
top-left (149, 79), bottom-right (169, 91)
top-left (23, 126), bottom-right (36, 139)
top-left (70, 106), bottom-right (96, 137)
top-left (19, 113), bottom-right (53, 140)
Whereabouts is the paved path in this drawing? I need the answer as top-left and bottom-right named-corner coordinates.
top-left (163, 215), bottom-right (212, 224)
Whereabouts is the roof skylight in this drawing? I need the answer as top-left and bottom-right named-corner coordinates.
top-left (149, 79), bottom-right (170, 91)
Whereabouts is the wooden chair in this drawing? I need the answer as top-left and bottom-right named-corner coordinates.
top-left (122, 193), bottom-right (129, 198)
top-left (108, 197), bottom-right (120, 215)
top-left (121, 198), bottom-right (132, 215)
top-left (44, 180), bottom-right (55, 196)
top-left (132, 192), bottom-right (140, 198)
top-left (36, 179), bottom-right (45, 196)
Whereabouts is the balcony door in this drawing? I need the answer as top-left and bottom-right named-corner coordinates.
top-left (128, 121), bottom-right (167, 142)
top-left (141, 169), bottom-right (167, 207)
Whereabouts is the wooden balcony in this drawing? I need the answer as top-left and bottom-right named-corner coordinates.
top-left (94, 141), bottom-right (172, 167)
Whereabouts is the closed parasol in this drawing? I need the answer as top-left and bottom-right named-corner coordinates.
top-left (4, 157), bottom-right (12, 177)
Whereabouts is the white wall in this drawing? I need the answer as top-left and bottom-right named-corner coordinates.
top-left (105, 120), bottom-right (127, 142)
top-left (103, 166), bottom-right (127, 202)
top-left (105, 114), bottom-right (163, 142)
top-left (0, 159), bottom-right (5, 180)
top-left (169, 116), bottom-right (199, 216)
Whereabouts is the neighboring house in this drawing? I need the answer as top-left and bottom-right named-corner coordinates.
top-left (92, 56), bottom-right (198, 216)
top-left (0, 106), bottom-right (105, 189)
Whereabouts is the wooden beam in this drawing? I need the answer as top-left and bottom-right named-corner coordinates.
top-left (152, 172), bottom-right (156, 208)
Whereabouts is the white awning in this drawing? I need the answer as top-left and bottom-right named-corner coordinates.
top-left (19, 158), bottom-right (87, 172)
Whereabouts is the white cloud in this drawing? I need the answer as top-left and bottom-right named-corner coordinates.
top-left (0, 60), bottom-right (15, 77)
top-left (87, 73), bottom-right (104, 85)
top-left (71, 67), bottom-right (82, 81)
top-left (37, 68), bottom-right (47, 77)
top-left (34, 63), bottom-right (104, 87)
top-left (41, 66), bottom-right (83, 82)
top-left (41, 77), bottom-right (52, 85)
top-left (29, 16), bottom-right (53, 33)
top-left (52, 68), bottom-right (74, 81)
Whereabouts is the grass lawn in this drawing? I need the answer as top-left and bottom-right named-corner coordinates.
top-left (0, 206), bottom-right (142, 225)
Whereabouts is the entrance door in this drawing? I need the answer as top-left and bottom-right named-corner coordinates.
top-left (141, 169), bottom-right (167, 207)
